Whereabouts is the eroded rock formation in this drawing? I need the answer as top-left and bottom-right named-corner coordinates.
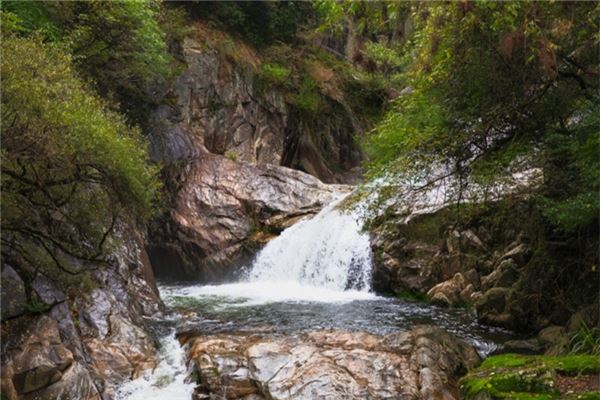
top-left (148, 23), bottom-right (362, 184)
top-left (148, 153), bottom-right (346, 280)
top-left (1, 223), bottom-right (163, 400)
top-left (181, 326), bottom-right (480, 400)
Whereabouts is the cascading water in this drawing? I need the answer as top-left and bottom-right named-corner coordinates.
top-left (172, 192), bottom-right (378, 304)
top-left (118, 192), bottom-right (517, 400)
top-left (246, 194), bottom-right (373, 291)
top-left (115, 331), bottom-right (195, 400)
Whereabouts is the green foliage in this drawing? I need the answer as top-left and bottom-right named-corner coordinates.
top-left (293, 76), bottom-right (323, 114)
top-left (225, 151), bottom-right (238, 162)
top-left (394, 288), bottom-right (428, 303)
top-left (569, 322), bottom-right (600, 356)
top-left (3, 0), bottom-right (174, 122)
top-left (184, 1), bottom-right (314, 47)
top-left (1, 33), bottom-right (160, 279)
top-left (257, 63), bottom-right (292, 88)
top-left (365, 2), bottom-right (599, 232)
top-left (461, 354), bottom-right (600, 399)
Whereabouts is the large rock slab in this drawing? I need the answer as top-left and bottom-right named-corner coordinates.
top-left (182, 326), bottom-right (480, 400)
top-left (148, 153), bottom-right (345, 280)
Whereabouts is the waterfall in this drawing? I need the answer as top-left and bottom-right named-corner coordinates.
top-left (115, 331), bottom-right (195, 400)
top-left (245, 193), bottom-right (373, 291)
top-left (168, 192), bottom-right (377, 304)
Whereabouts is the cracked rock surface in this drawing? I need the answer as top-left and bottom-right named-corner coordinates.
top-left (181, 325), bottom-right (480, 400)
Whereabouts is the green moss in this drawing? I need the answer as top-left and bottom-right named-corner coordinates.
top-left (480, 354), bottom-right (532, 369)
top-left (461, 354), bottom-right (600, 400)
top-left (258, 62), bottom-right (291, 86)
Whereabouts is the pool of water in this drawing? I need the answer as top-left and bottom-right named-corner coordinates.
top-left (159, 280), bottom-right (519, 356)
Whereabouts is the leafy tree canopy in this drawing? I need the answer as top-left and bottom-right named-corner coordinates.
top-left (1, 29), bottom-right (160, 279)
top-left (364, 2), bottom-right (599, 231)
top-left (2, 0), bottom-right (175, 122)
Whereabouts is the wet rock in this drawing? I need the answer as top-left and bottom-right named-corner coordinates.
top-left (183, 326), bottom-right (480, 400)
top-left (2, 315), bottom-right (101, 400)
top-left (1, 221), bottom-right (162, 399)
top-left (1, 264), bottom-right (27, 320)
top-left (149, 153), bottom-right (344, 280)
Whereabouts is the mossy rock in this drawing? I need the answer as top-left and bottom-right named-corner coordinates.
top-left (460, 354), bottom-right (600, 399)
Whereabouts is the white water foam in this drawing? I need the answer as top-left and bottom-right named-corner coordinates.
top-left (115, 332), bottom-right (195, 400)
top-left (246, 194), bottom-right (374, 291)
top-left (162, 280), bottom-right (377, 306)
top-left (159, 192), bottom-right (378, 306)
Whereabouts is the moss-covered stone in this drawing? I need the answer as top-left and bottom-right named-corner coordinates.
top-left (460, 354), bottom-right (600, 399)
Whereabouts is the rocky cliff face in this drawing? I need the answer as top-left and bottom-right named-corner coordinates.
top-left (148, 152), bottom-right (346, 280)
top-left (147, 23), bottom-right (358, 280)
top-left (369, 194), bottom-right (598, 336)
top-left (148, 23), bottom-right (362, 184)
top-left (1, 223), bottom-right (163, 400)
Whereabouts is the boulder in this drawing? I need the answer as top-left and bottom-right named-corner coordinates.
top-left (501, 338), bottom-right (542, 354)
top-left (481, 259), bottom-right (519, 290)
top-left (3, 315), bottom-right (101, 400)
top-left (1, 264), bottom-right (27, 320)
top-left (567, 304), bottom-right (600, 333)
top-left (538, 326), bottom-right (569, 356)
top-left (499, 243), bottom-right (529, 265)
top-left (183, 326), bottom-right (480, 400)
top-left (427, 273), bottom-right (468, 307)
top-left (475, 288), bottom-right (517, 328)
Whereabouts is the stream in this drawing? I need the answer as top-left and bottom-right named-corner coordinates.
top-left (117, 195), bottom-right (518, 399)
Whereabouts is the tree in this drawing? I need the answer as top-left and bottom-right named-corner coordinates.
top-left (2, 0), bottom-right (174, 122)
top-left (1, 29), bottom-right (160, 283)
top-left (365, 2), bottom-right (599, 231)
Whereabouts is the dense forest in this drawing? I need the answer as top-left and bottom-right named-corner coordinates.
top-left (1, 2), bottom-right (598, 400)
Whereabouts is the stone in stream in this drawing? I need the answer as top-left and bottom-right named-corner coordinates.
top-left (181, 326), bottom-right (480, 400)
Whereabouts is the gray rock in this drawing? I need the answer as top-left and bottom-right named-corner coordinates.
top-left (501, 338), bottom-right (542, 354)
top-left (538, 326), bottom-right (569, 356)
top-left (149, 32), bottom-right (362, 183)
top-left (1, 264), bottom-right (27, 320)
top-left (31, 275), bottom-right (66, 306)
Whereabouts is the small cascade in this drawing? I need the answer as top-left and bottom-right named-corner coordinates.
top-left (246, 193), bottom-right (373, 291)
top-left (115, 332), bottom-right (195, 400)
